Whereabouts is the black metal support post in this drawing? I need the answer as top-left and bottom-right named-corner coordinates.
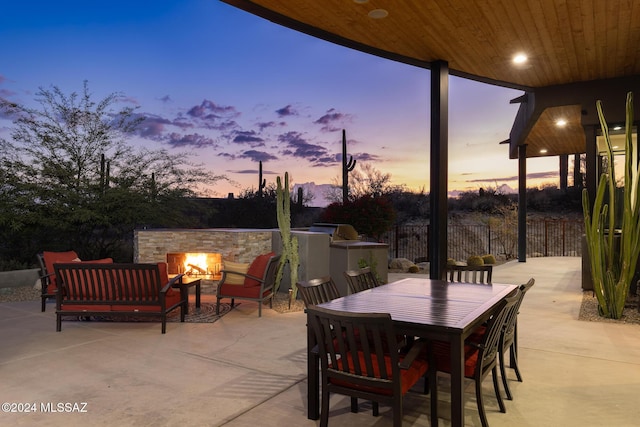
top-left (429, 60), bottom-right (449, 281)
top-left (518, 144), bottom-right (527, 262)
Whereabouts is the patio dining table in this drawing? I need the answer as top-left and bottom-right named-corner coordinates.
top-left (307, 277), bottom-right (517, 427)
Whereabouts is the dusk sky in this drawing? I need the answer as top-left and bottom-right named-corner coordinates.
top-left (0, 0), bottom-right (561, 206)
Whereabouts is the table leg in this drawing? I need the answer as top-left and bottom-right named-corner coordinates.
top-left (450, 337), bottom-right (465, 427)
top-left (180, 284), bottom-right (190, 316)
top-left (195, 281), bottom-right (201, 309)
top-left (307, 318), bottom-right (320, 420)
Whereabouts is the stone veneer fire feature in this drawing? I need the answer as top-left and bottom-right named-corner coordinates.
top-left (134, 228), bottom-right (274, 265)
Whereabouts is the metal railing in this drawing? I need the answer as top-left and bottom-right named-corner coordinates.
top-left (380, 219), bottom-right (583, 262)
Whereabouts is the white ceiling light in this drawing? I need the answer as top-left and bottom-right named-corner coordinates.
top-left (368, 9), bottom-right (388, 19)
top-left (513, 53), bottom-right (528, 64)
top-left (556, 119), bottom-right (567, 127)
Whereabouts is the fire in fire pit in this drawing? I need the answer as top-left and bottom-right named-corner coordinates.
top-left (166, 252), bottom-right (222, 279)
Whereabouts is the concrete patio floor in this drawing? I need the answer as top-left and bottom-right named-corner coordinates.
top-left (1, 257), bottom-right (639, 426)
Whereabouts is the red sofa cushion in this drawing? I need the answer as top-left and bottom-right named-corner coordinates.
top-left (244, 252), bottom-right (275, 288)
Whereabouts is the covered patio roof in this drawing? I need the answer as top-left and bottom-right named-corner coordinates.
top-left (221, 0), bottom-right (640, 158)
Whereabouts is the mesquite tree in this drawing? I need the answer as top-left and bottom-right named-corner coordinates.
top-left (0, 81), bottom-right (224, 263)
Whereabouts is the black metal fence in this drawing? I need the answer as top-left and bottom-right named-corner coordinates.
top-left (380, 219), bottom-right (584, 262)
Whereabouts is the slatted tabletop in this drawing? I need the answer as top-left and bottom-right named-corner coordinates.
top-left (319, 278), bottom-right (515, 333)
top-left (308, 277), bottom-right (517, 427)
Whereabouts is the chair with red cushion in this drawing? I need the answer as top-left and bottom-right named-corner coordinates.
top-left (344, 267), bottom-right (381, 294)
top-left (297, 276), bottom-right (341, 308)
top-left (215, 252), bottom-right (281, 317)
top-left (431, 288), bottom-right (519, 427)
top-left (499, 278), bottom-right (535, 400)
top-left (37, 250), bottom-right (79, 312)
top-left (307, 305), bottom-right (428, 427)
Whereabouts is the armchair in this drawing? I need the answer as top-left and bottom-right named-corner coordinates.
top-left (215, 252), bottom-right (280, 317)
top-left (37, 250), bottom-right (79, 312)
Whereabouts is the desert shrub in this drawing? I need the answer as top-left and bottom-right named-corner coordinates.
top-left (467, 255), bottom-right (484, 266)
top-left (408, 265), bottom-right (420, 273)
top-left (447, 258), bottom-right (456, 265)
top-left (482, 254), bottom-right (497, 264)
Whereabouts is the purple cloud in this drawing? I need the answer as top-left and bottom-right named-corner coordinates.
top-left (257, 121), bottom-right (285, 131)
top-left (278, 131), bottom-right (337, 165)
top-left (232, 130), bottom-right (265, 146)
top-left (239, 150), bottom-right (279, 162)
top-left (276, 104), bottom-right (298, 117)
top-left (166, 132), bottom-right (218, 149)
top-left (187, 99), bottom-right (238, 119)
top-left (314, 108), bottom-right (351, 132)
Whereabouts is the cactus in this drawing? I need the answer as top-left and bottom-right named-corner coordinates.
top-left (342, 129), bottom-right (356, 204)
top-left (258, 161), bottom-right (266, 197)
top-left (275, 172), bottom-right (299, 302)
top-left (467, 255), bottom-right (484, 267)
top-left (482, 254), bottom-right (497, 265)
top-left (583, 92), bottom-right (640, 319)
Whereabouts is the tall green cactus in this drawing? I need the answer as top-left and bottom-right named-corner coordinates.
top-left (583, 92), bottom-right (640, 319)
top-left (342, 129), bottom-right (356, 204)
top-left (275, 172), bottom-right (299, 300)
top-left (258, 161), bottom-right (266, 197)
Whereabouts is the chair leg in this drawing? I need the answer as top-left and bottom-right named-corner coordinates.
top-left (492, 367), bottom-right (506, 413)
top-left (499, 349), bottom-right (513, 400)
top-left (475, 377), bottom-right (489, 427)
top-left (511, 342), bottom-right (523, 382)
top-left (372, 401), bottom-right (379, 416)
top-left (215, 298), bottom-right (220, 315)
top-left (350, 397), bottom-right (358, 413)
top-left (41, 297), bottom-right (46, 312)
top-left (320, 388), bottom-right (330, 427)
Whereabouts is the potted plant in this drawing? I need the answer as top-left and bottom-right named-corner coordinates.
top-left (582, 92), bottom-right (640, 319)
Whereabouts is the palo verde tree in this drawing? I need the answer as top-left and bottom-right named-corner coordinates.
top-left (0, 81), bottom-right (225, 263)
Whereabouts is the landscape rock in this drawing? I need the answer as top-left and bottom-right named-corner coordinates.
top-left (388, 258), bottom-right (417, 271)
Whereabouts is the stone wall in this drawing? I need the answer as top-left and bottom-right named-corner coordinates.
top-left (134, 228), bottom-right (274, 264)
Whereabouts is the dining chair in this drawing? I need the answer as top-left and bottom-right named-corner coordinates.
top-left (431, 288), bottom-right (520, 427)
top-left (297, 276), bottom-right (341, 308)
top-left (344, 267), bottom-right (380, 294)
top-left (307, 305), bottom-right (429, 427)
top-left (299, 277), bottom-right (370, 415)
top-left (499, 278), bottom-right (535, 400)
top-left (444, 264), bottom-right (493, 284)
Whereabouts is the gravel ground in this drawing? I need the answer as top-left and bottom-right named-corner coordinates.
top-left (578, 291), bottom-right (640, 324)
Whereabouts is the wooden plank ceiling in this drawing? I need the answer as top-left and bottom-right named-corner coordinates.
top-left (223, 0), bottom-right (640, 157)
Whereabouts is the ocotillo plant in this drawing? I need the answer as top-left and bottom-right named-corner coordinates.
top-left (275, 172), bottom-right (299, 300)
top-left (257, 161), bottom-right (266, 197)
top-left (583, 92), bottom-right (640, 319)
top-left (342, 129), bottom-right (356, 204)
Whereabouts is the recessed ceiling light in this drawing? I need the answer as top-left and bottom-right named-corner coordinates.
top-left (540, 149), bottom-right (548, 154)
top-left (368, 9), bottom-right (388, 19)
top-left (613, 126), bottom-right (622, 130)
top-left (556, 119), bottom-right (567, 127)
top-left (513, 53), bottom-right (528, 64)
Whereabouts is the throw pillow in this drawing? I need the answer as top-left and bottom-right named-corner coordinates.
top-left (223, 261), bottom-right (250, 285)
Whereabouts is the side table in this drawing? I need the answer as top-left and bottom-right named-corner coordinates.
top-left (173, 276), bottom-right (201, 315)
